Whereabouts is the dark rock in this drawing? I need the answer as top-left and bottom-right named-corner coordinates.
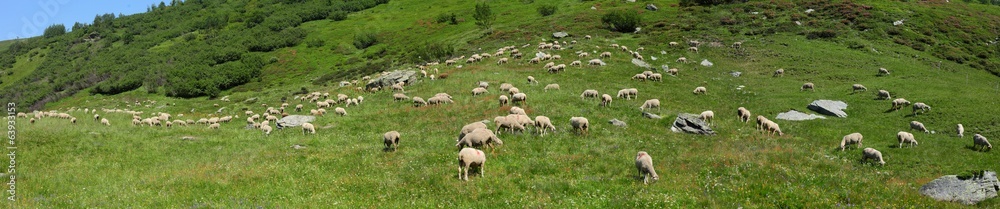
top-left (366, 70), bottom-right (418, 90)
top-left (276, 115), bottom-right (316, 129)
top-left (920, 171), bottom-right (999, 205)
top-left (608, 119), bottom-right (627, 128)
top-left (776, 110), bottom-right (826, 121)
top-left (646, 4), bottom-right (658, 11)
top-left (671, 113), bottom-right (715, 135)
top-left (808, 100), bottom-right (848, 118)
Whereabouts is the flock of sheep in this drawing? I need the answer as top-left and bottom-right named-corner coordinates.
top-left (16, 33), bottom-right (993, 184)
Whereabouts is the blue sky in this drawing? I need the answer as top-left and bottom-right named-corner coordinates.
top-left (1, 0), bottom-right (167, 41)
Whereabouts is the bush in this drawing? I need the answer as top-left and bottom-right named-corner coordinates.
top-left (410, 41), bottom-right (454, 63)
top-left (473, 3), bottom-right (496, 31)
top-left (435, 13), bottom-right (458, 25)
top-left (601, 10), bottom-right (642, 33)
top-left (261, 12), bottom-right (302, 31)
top-left (680, 0), bottom-right (748, 6)
top-left (806, 30), bottom-right (837, 39)
top-left (537, 5), bottom-right (557, 16)
top-left (306, 38), bottom-right (326, 48)
top-left (353, 31), bottom-right (378, 49)
top-left (328, 11), bottom-right (348, 21)
top-left (43, 24), bottom-right (66, 38)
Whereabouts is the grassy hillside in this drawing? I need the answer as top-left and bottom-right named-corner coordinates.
top-left (4, 0), bottom-right (1000, 208)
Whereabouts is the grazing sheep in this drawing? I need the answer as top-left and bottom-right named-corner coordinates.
top-left (479, 81), bottom-right (489, 89)
top-left (498, 95), bottom-right (509, 107)
top-left (910, 121), bottom-right (929, 133)
top-left (512, 93), bottom-right (527, 105)
top-left (632, 74), bottom-right (647, 81)
top-left (384, 131), bottom-right (401, 150)
top-left (552, 55), bottom-right (562, 60)
top-left (649, 73), bottom-right (662, 81)
top-left (773, 68), bottom-right (784, 77)
top-left (840, 133), bottom-right (863, 151)
top-left (472, 87), bottom-right (489, 96)
top-left (891, 98), bottom-right (910, 110)
top-left (700, 111), bottom-right (715, 125)
top-left (627, 88), bottom-right (638, 99)
top-left (497, 58), bottom-right (509, 65)
top-left (457, 128), bottom-right (503, 149)
top-left (93, 114), bottom-right (100, 121)
top-left (862, 148), bottom-right (886, 166)
top-left (509, 106), bottom-right (526, 115)
top-left (302, 123), bottom-right (316, 134)
top-left (494, 116), bottom-right (526, 135)
top-left (912, 102), bottom-right (931, 115)
top-left (801, 83), bottom-right (815, 91)
top-left (693, 86), bottom-right (707, 94)
top-left (732, 41), bottom-right (743, 48)
top-left (457, 147), bottom-right (487, 181)
top-left (763, 120), bottom-right (783, 136)
top-left (335, 107), bottom-right (347, 116)
top-left (500, 83), bottom-right (514, 92)
top-left (957, 124), bottom-right (964, 138)
top-left (570, 117), bottom-right (590, 135)
top-left (459, 121), bottom-right (489, 141)
top-left (640, 99), bottom-right (661, 111)
top-left (209, 123), bottom-right (220, 129)
top-left (973, 134), bottom-right (992, 151)
top-left (413, 97), bottom-right (427, 107)
top-left (262, 124), bottom-right (273, 135)
top-left (878, 90), bottom-right (892, 100)
top-left (588, 59), bottom-right (605, 66)
top-left (635, 151), bottom-right (659, 184)
top-left (581, 90), bottom-right (600, 99)
top-left (534, 116), bottom-right (555, 136)
top-left (688, 47), bottom-right (699, 53)
top-left (737, 107), bottom-right (752, 123)
top-left (393, 93), bottom-right (410, 101)
top-left (570, 60), bottom-right (582, 66)
top-left (71, 117), bottom-right (77, 124)
top-left (669, 41), bottom-right (679, 46)
top-left (173, 120), bottom-right (187, 127)
top-left (29, 118), bottom-right (35, 124)
top-left (295, 104), bottom-right (304, 112)
top-left (601, 94), bottom-right (613, 107)
top-left (529, 57), bottom-right (541, 64)
top-left (527, 76), bottom-right (538, 84)
top-left (667, 68), bottom-right (678, 76)
top-left (101, 118), bottom-right (110, 126)
top-left (878, 67), bottom-right (890, 76)
top-left (897, 131), bottom-right (917, 147)
top-left (600, 52), bottom-right (611, 58)
top-left (677, 57), bottom-right (688, 63)
top-left (544, 84), bottom-right (560, 92)
top-left (852, 84), bottom-right (868, 92)
top-left (578, 52), bottom-right (589, 57)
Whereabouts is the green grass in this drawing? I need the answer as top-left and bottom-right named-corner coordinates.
top-left (5, 0), bottom-right (1000, 208)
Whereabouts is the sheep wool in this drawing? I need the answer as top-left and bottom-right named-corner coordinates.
top-left (457, 148), bottom-right (486, 181)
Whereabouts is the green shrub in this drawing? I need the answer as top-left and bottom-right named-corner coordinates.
top-left (261, 12), bottom-right (302, 31)
top-left (410, 41), bottom-right (454, 63)
top-left (601, 10), bottom-right (642, 33)
top-left (306, 38), bottom-right (326, 48)
top-left (43, 24), bottom-right (66, 38)
top-left (353, 31), bottom-right (378, 49)
top-left (435, 13), bottom-right (458, 25)
top-left (473, 2), bottom-right (496, 31)
top-left (537, 5), bottom-right (557, 17)
top-left (328, 11), bottom-right (348, 21)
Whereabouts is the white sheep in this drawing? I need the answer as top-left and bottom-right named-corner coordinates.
top-left (852, 84), bottom-right (868, 92)
top-left (862, 148), bottom-right (885, 166)
top-left (649, 73), bottom-right (662, 81)
top-left (512, 93), bottom-right (527, 105)
top-left (498, 95), bottom-right (509, 107)
top-left (570, 117), bottom-right (590, 135)
top-left (295, 104), bottom-right (304, 112)
top-left (457, 147), bottom-right (487, 181)
top-left (840, 133), bottom-right (863, 151)
top-left (472, 87), bottom-right (489, 96)
top-left (688, 47), bottom-right (699, 53)
top-left (891, 98), bottom-right (910, 110)
top-left (600, 52), bottom-right (611, 58)
top-left (208, 123), bottom-right (220, 129)
top-left (457, 128), bottom-right (503, 149)
top-left (801, 82), bottom-right (815, 91)
top-left (700, 111), bottom-right (715, 125)
top-left (500, 83), bottom-right (514, 92)
top-left (509, 106), bottom-right (526, 115)
top-left (667, 68), bottom-right (678, 76)
top-left (669, 41), bottom-right (678, 46)
top-left (570, 60), bottom-right (582, 66)
top-left (897, 131), bottom-right (917, 147)
top-left (632, 74), bottom-right (647, 82)
top-left (912, 102), bottom-right (931, 115)
top-left (973, 134), bottom-right (992, 151)
top-left (393, 93), bottom-right (410, 101)
top-left (335, 107), bottom-right (347, 116)
top-left (640, 99), bottom-right (661, 111)
top-left (635, 151), bottom-right (659, 184)
top-left (763, 120), bottom-right (783, 136)
top-left (527, 76), bottom-right (538, 84)
top-left (737, 107), bottom-right (751, 123)
top-left (601, 94), bottom-right (613, 107)
top-left (497, 58), bottom-right (509, 65)
top-left (588, 59), bottom-right (605, 66)
top-left (384, 131), bottom-right (401, 151)
top-left (677, 57), bottom-right (688, 63)
top-left (101, 118), bottom-right (110, 126)
top-left (494, 116), bottom-right (525, 135)
top-left (262, 124), bottom-right (273, 135)
top-left (544, 84), bottom-right (560, 92)
top-left (534, 116), bottom-right (555, 136)
top-left (773, 68), bottom-right (784, 77)
top-left (581, 90), bottom-right (599, 99)
top-left (957, 124), bottom-right (964, 138)
top-left (878, 67), bottom-right (890, 76)
top-left (479, 81), bottom-right (489, 89)
top-left (693, 86), bottom-right (707, 95)
top-left (910, 121), bottom-right (928, 133)
top-left (878, 90), bottom-right (892, 100)
top-left (302, 123), bottom-right (316, 134)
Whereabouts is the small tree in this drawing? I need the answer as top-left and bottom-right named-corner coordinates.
top-left (473, 2), bottom-right (496, 32)
top-left (43, 24), bottom-right (66, 38)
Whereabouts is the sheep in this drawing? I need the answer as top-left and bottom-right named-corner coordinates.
top-left (527, 76), bottom-right (538, 84)
top-left (29, 118), bottom-right (35, 124)
top-left (295, 104), bottom-right (304, 112)
top-left (627, 88), bottom-right (638, 99)
top-left (688, 47), bottom-right (699, 53)
top-left (669, 41), bottom-right (679, 46)
top-left (581, 90), bottom-right (599, 99)
top-left (878, 90), bottom-right (892, 100)
top-left (763, 120), bottom-right (783, 136)
top-left (773, 68), bottom-right (784, 77)
top-left (891, 98), bottom-right (910, 110)
top-left (71, 117), bottom-right (77, 124)
top-left (878, 67), bottom-right (890, 76)
top-left (588, 59), bottom-right (605, 66)
top-left (511, 114), bottom-right (535, 130)
top-left (391, 84), bottom-right (405, 93)
top-left (801, 83), bottom-right (815, 91)
top-left (458, 121), bottom-right (489, 141)
top-left (384, 131), bottom-right (401, 151)
top-left (688, 40), bottom-right (701, 47)
top-left (544, 84), bottom-right (560, 92)
top-left (677, 57), bottom-right (688, 63)
top-left (497, 57), bottom-right (509, 65)
top-left (262, 124), bottom-right (273, 135)
top-left (700, 111), bottom-right (715, 125)
top-left (165, 121), bottom-right (173, 128)
top-left (973, 134), bottom-right (992, 151)
top-left (737, 107), bottom-right (752, 123)
top-left (472, 87), bottom-right (489, 96)
top-left (458, 128), bottom-right (503, 149)
top-left (640, 99), bottom-right (661, 111)
top-left (632, 74), bottom-right (647, 81)
top-left (732, 41), bottom-right (743, 49)
top-left (534, 116), bottom-right (555, 136)
top-left (897, 131), bottom-right (917, 147)
top-left (910, 121), bottom-right (929, 133)
top-left (512, 93), bottom-right (527, 105)
top-left (601, 94), bottom-right (613, 107)
top-left (205, 122), bottom-right (220, 129)
top-left (494, 116), bottom-right (525, 135)
top-left (552, 55), bottom-right (562, 60)
top-left (912, 102), bottom-right (931, 115)
top-left (600, 52), bottom-right (612, 58)
top-left (335, 107), bottom-right (347, 116)
top-left (667, 68), bottom-right (678, 76)
top-left (457, 147), bottom-right (487, 181)
top-left (498, 95), bottom-right (509, 106)
top-left (101, 118), bottom-right (110, 126)
top-left (570, 117), bottom-right (590, 135)
top-left (957, 124), bottom-right (964, 138)
top-left (578, 52), bottom-right (589, 57)
top-left (649, 73), bottom-right (662, 81)
top-left (570, 60), bottom-right (582, 66)
top-left (862, 148), bottom-right (886, 166)
top-left (393, 93), bottom-right (410, 101)
top-left (500, 83), bottom-right (514, 92)
top-left (302, 123), bottom-right (316, 134)
top-left (173, 120), bottom-right (187, 127)
top-left (529, 57), bottom-right (541, 64)
top-left (852, 84), bottom-right (868, 92)
top-left (840, 133), bottom-right (863, 151)
top-left (509, 106), bottom-right (526, 115)
top-left (635, 151), bottom-right (659, 184)
top-left (479, 81), bottom-right (489, 89)
top-left (93, 114), bottom-right (100, 121)
top-left (693, 86), bottom-right (707, 95)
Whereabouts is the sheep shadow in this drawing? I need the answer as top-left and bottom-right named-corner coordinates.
top-left (382, 147), bottom-right (397, 152)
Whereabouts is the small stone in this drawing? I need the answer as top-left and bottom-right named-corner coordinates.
top-left (608, 119), bottom-right (627, 128)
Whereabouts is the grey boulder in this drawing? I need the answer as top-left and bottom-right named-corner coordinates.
top-left (608, 119), bottom-right (627, 128)
top-left (276, 115), bottom-right (316, 129)
top-left (646, 4), bottom-right (658, 11)
top-left (670, 113), bottom-right (715, 135)
top-left (632, 59), bottom-right (652, 69)
top-left (365, 70), bottom-right (418, 90)
top-left (808, 100), bottom-right (848, 118)
top-left (642, 112), bottom-right (662, 119)
top-left (553, 31), bottom-right (569, 38)
top-left (776, 110), bottom-right (827, 121)
top-left (919, 171), bottom-right (999, 205)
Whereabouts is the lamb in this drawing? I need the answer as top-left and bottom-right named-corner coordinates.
top-left (457, 128), bottom-right (503, 149)
top-left (840, 133), bottom-right (863, 151)
top-left (209, 123), bottom-right (220, 129)
top-left (693, 86), bottom-right (707, 95)
top-left (862, 148), bottom-right (886, 166)
top-left (498, 95), bottom-right (509, 106)
top-left (457, 147), bottom-right (487, 181)
top-left (601, 94), bottom-right (613, 107)
top-left (472, 87), bottom-right (489, 96)
top-left (544, 84), bottom-right (560, 92)
top-left (393, 93), bottom-right (410, 101)
top-left (649, 73), bottom-right (662, 81)
top-left (101, 118), bottom-right (110, 126)
top-left (640, 99), bottom-right (661, 111)
top-left (891, 98), bottom-right (910, 110)
top-left (632, 74), bottom-right (647, 81)
top-left (261, 124), bottom-right (273, 135)
top-left (335, 107), bottom-right (347, 116)
top-left (973, 134), bottom-right (992, 151)
top-left (570, 117), bottom-right (590, 135)
top-left (852, 84), bottom-right (868, 92)
top-left (957, 124), bottom-right (964, 138)
top-left (302, 122), bottom-right (316, 134)
top-left (581, 90), bottom-right (599, 99)
top-left (737, 107), bottom-right (752, 123)
top-left (897, 131), bottom-right (917, 147)
top-left (912, 102), bottom-right (931, 115)
top-left (511, 93), bottom-right (527, 105)
top-left (878, 90), bottom-right (892, 100)
top-left (635, 151), bottom-right (659, 184)
top-left (910, 121), bottom-right (928, 133)
top-left (773, 68), bottom-right (784, 77)
top-left (801, 82), bottom-right (815, 91)
top-left (534, 116), bottom-right (555, 136)
top-left (384, 131), bottom-right (401, 151)
top-left (527, 76), bottom-right (538, 84)
top-left (878, 67), bottom-right (890, 76)
top-left (700, 110), bottom-right (715, 125)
